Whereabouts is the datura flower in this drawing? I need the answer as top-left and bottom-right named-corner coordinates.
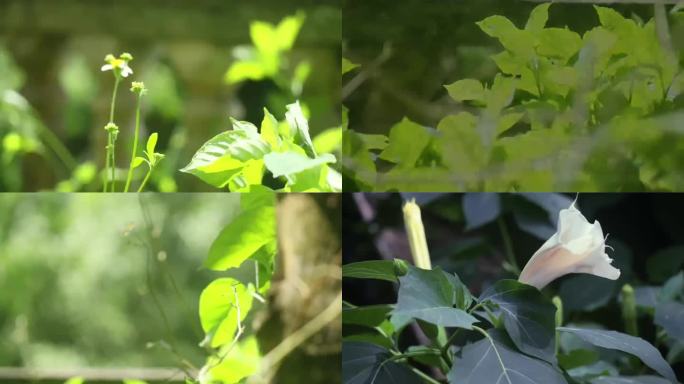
top-left (519, 201), bottom-right (620, 289)
top-left (101, 53), bottom-right (133, 78)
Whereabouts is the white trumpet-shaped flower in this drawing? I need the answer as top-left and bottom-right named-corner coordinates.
top-left (519, 200), bottom-right (620, 289)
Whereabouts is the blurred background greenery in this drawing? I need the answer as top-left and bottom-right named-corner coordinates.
top-left (0, 0), bottom-right (340, 191)
top-left (343, 193), bottom-right (684, 379)
top-left (0, 194), bottom-right (239, 374)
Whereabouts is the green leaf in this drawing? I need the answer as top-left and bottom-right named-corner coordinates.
top-left (392, 266), bottom-right (477, 328)
top-left (525, 3), bottom-right (551, 32)
top-left (202, 336), bottom-right (260, 384)
top-left (205, 203), bottom-right (276, 271)
top-left (448, 331), bottom-right (567, 384)
top-left (477, 15), bottom-right (535, 59)
top-left (250, 21), bottom-right (278, 55)
top-left (260, 108), bottom-right (281, 150)
top-left (537, 28), bottom-right (583, 60)
top-left (263, 152), bottom-right (336, 178)
top-left (199, 278), bottom-right (254, 348)
top-left (480, 280), bottom-right (557, 364)
top-left (180, 130), bottom-right (269, 188)
top-left (437, 112), bottom-right (486, 174)
top-left (655, 301), bottom-right (684, 342)
top-left (225, 60), bottom-right (268, 83)
top-left (342, 260), bottom-right (398, 283)
top-left (557, 327), bottom-right (677, 382)
top-left (313, 127), bottom-right (343, 154)
top-left (445, 79), bottom-right (485, 103)
top-left (342, 342), bottom-right (423, 384)
top-left (558, 349), bottom-right (599, 370)
top-left (591, 376), bottom-right (673, 384)
top-left (462, 193), bottom-right (501, 229)
top-left (131, 156), bottom-right (145, 169)
top-left (146, 132), bottom-right (158, 157)
top-left (275, 12), bottom-right (305, 51)
top-left (379, 118), bottom-right (431, 167)
top-left (285, 101), bottom-right (317, 157)
top-left (342, 58), bottom-right (360, 75)
top-left (343, 305), bottom-right (393, 328)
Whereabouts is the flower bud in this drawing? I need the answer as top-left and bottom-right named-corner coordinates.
top-left (403, 199), bottom-right (431, 270)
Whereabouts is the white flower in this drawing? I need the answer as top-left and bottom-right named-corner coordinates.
top-left (101, 53), bottom-right (133, 78)
top-left (518, 200), bottom-right (620, 289)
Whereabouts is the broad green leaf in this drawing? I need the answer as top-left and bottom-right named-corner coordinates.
top-left (342, 260), bottom-right (398, 283)
top-left (462, 193), bottom-right (501, 229)
top-left (342, 58), bottom-right (360, 75)
top-left (205, 203), bottom-right (276, 271)
top-left (480, 280), bottom-right (557, 364)
top-left (557, 327), bottom-right (677, 382)
top-left (65, 378), bottom-right (84, 384)
top-left (263, 152), bottom-right (336, 178)
top-left (201, 336), bottom-right (260, 384)
top-left (342, 342), bottom-right (422, 384)
top-left (379, 118), bottom-right (431, 167)
top-left (275, 12), bottom-right (305, 51)
top-left (285, 101), bottom-right (317, 157)
top-left (199, 278), bottom-right (254, 348)
top-left (250, 21), bottom-right (278, 56)
top-left (660, 272), bottom-right (684, 302)
top-left (357, 133), bottom-right (388, 150)
top-left (146, 132), bottom-right (158, 156)
top-left (448, 332), bottom-right (567, 384)
top-left (525, 3), bottom-right (551, 32)
top-left (180, 130), bottom-right (269, 188)
top-left (655, 301), bottom-right (684, 342)
top-left (343, 305), bottom-right (393, 328)
top-left (445, 79), bottom-right (485, 103)
top-left (537, 28), bottom-right (583, 60)
top-left (477, 15), bottom-right (535, 59)
top-left (313, 127), bottom-right (343, 154)
top-left (591, 376), bottom-right (673, 384)
top-left (392, 266), bottom-right (477, 328)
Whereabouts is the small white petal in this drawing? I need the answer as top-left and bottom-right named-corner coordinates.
top-left (101, 64), bottom-right (113, 72)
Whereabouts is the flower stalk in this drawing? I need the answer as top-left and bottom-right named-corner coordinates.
top-left (125, 82), bottom-right (147, 192)
top-left (552, 296), bottom-right (563, 355)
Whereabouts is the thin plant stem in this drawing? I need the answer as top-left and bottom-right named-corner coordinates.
top-left (104, 133), bottom-right (111, 192)
top-left (105, 77), bottom-right (120, 192)
top-left (137, 167), bottom-right (152, 193)
top-left (497, 217), bottom-right (520, 275)
top-left (125, 95), bottom-right (143, 192)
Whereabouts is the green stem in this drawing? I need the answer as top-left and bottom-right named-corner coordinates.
top-left (124, 95), bottom-right (143, 192)
top-left (103, 134), bottom-right (111, 192)
top-left (110, 135), bottom-right (116, 192)
top-left (137, 167), bottom-right (152, 192)
top-left (621, 284), bottom-right (638, 337)
top-left (497, 217), bottom-right (520, 275)
top-left (106, 77), bottom-right (120, 192)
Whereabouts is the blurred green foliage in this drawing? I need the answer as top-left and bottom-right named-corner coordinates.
top-left (0, 194), bottom-right (240, 367)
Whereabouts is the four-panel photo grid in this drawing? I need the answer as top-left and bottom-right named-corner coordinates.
top-left (1, 0), bottom-right (683, 383)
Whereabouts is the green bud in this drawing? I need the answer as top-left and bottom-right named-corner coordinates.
top-left (104, 54), bottom-right (116, 63)
top-left (130, 81), bottom-right (147, 95)
top-left (393, 258), bottom-right (409, 277)
top-left (552, 296), bottom-right (563, 355)
top-left (120, 52), bottom-right (133, 61)
top-left (104, 122), bottom-right (119, 133)
top-left (621, 284), bottom-right (638, 336)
